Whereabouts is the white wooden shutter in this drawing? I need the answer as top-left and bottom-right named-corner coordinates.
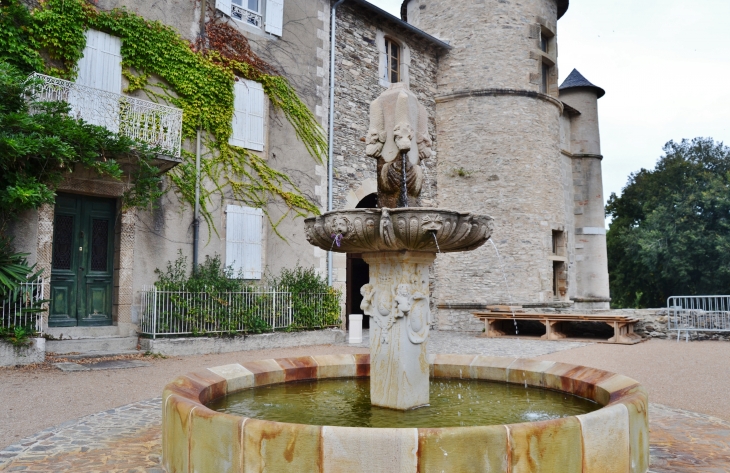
top-left (230, 81), bottom-right (249, 148)
top-left (72, 30), bottom-right (122, 131)
top-left (229, 79), bottom-right (265, 151)
top-left (264, 0), bottom-right (284, 36)
top-left (76, 30), bottom-right (122, 92)
top-left (246, 81), bottom-right (265, 151)
top-left (226, 205), bottom-right (264, 280)
top-left (216, 0), bottom-right (232, 17)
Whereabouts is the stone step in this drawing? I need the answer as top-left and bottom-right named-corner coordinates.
top-left (45, 326), bottom-right (127, 340)
top-left (50, 350), bottom-right (142, 360)
top-left (46, 337), bottom-right (139, 355)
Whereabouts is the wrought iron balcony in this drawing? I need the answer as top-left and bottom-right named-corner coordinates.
top-left (28, 73), bottom-right (183, 158)
top-left (231, 4), bottom-right (263, 27)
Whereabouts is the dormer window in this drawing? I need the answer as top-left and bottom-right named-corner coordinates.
top-left (385, 38), bottom-right (401, 83)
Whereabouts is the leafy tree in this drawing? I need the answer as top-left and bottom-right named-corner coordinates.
top-left (606, 138), bottom-right (730, 307)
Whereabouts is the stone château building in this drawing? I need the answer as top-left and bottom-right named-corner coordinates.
top-left (8, 0), bottom-right (610, 338)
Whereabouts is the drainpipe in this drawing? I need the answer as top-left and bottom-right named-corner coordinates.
top-left (193, 128), bottom-right (201, 272)
top-left (193, 1), bottom-right (206, 273)
top-left (327, 0), bottom-right (345, 287)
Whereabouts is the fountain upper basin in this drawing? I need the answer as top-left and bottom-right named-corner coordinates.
top-left (304, 208), bottom-right (493, 254)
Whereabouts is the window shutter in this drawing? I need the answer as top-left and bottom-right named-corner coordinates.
top-left (264, 0), bottom-right (284, 36)
top-left (230, 81), bottom-right (249, 148)
top-left (225, 205), bottom-right (263, 280)
top-left (72, 30), bottom-right (122, 131)
top-left (229, 79), bottom-right (265, 151)
top-left (247, 81), bottom-right (265, 151)
top-left (216, 0), bottom-right (232, 17)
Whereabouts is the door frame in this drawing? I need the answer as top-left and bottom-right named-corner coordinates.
top-left (34, 177), bottom-right (139, 332)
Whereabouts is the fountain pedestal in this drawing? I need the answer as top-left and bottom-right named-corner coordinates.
top-left (361, 251), bottom-right (435, 410)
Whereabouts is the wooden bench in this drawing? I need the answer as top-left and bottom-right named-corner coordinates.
top-left (473, 307), bottom-right (642, 345)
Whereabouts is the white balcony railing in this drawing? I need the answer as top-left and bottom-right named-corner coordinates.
top-left (231, 4), bottom-right (263, 27)
top-left (28, 73), bottom-right (183, 157)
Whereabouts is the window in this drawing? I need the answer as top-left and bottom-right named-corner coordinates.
top-left (216, 0), bottom-right (283, 36)
top-left (540, 33), bottom-right (549, 53)
top-left (541, 62), bottom-right (550, 94)
top-left (225, 205), bottom-right (264, 279)
top-left (230, 79), bottom-right (265, 151)
top-left (70, 30), bottom-right (122, 130)
top-left (551, 230), bottom-right (564, 256)
top-left (384, 38), bottom-right (401, 83)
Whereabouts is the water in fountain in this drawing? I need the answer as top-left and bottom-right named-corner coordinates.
top-left (489, 239), bottom-right (520, 335)
top-left (210, 378), bottom-right (598, 428)
top-left (401, 151), bottom-right (409, 207)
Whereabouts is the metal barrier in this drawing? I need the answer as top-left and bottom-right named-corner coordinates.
top-left (1, 278), bottom-right (45, 334)
top-left (138, 286), bottom-right (341, 338)
top-left (667, 295), bottom-right (730, 342)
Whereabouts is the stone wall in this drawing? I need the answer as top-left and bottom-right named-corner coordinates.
top-left (331, 2), bottom-right (440, 212)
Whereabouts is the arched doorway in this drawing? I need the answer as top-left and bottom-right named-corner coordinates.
top-left (346, 193), bottom-right (378, 329)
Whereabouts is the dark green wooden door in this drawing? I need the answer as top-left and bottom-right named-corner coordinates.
top-left (49, 194), bottom-right (116, 327)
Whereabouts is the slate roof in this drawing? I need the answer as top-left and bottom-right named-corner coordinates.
top-left (559, 69), bottom-right (606, 98)
top-left (401, 0), bottom-right (569, 21)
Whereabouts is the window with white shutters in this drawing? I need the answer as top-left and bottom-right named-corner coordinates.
top-left (70, 30), bottom-right (122, 130)
top-left (264, 0), bottom-right (284, 36)
top-left (225, 205), bottom-right (264, 280)
top-left (230, 79), bottom-right (265, 151)
top-left (215, 0), bottom-right (284, 37)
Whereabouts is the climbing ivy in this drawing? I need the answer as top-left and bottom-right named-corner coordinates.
top-left (23, 0), bottom-right (326, 234)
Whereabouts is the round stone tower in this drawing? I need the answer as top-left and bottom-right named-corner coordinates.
top-left (401, 0), bottom-right (572, 329)
top-left (559, 69), bottom-right (611, 309)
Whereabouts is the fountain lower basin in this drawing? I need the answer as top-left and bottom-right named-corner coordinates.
top-left (162, 354), bottom-right (649, 472)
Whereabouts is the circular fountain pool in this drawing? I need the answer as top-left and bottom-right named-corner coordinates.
top-left (209, 377), bottom-right (599, 428)
top-left (162, 354), bottom-right (649, 473)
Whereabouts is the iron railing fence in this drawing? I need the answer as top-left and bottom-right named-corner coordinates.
top-left (1, 278), bottom-right (45, 334)
top-left (27, 73), bottom-right (183, 157)
top-left (139, 286), bottom-right (341, 338)
top-left (667, 295), bottom-right (730, 342)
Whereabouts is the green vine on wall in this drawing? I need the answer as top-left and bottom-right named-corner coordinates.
top-left (5, 0), bottom-right (326, 235)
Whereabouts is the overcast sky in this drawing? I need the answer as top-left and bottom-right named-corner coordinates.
top-left (367, 0), bottom-right (730, 217)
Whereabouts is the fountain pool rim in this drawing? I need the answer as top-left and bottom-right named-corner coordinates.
top-left (162, 354), bottom-right (649, 472)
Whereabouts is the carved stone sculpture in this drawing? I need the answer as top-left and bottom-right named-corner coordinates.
top-left (304, 86), bottom-right (492, 411)
top-left (366, 83), bottom-right (432, 208)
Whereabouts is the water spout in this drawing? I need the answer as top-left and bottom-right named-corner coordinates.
top-left (400, 151), bottom-right (409, 207)
top-left (431, 231), bottom-right (441, 253)
top-left (489, 239), bottom-right (519, 335)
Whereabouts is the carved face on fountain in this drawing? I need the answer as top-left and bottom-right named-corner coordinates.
top-left (366, 83), bottom-right (432, 209)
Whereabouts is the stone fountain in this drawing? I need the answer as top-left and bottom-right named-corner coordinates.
top-left (161, 84), bottom-right (649, 473)
top-left (305, 83), bottom-right (493, 410)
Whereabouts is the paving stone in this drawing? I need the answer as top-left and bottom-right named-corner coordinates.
top-left (86, 360), bottom-right (152, 370)
top-left (52, 362), bottom-right (90, 372)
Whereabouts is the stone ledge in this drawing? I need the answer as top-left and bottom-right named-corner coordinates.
top-left (140, 329), bottom-right (346, 356)
top-left (0, 337), bottom-right (45, 366)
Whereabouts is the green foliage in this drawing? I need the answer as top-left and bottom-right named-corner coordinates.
top-left (0, 0), bottom-right (43, 74)
top-left (0, 62), bottom-right (163, 232)
top-left (266, 264), bottom-right (342, 329)
top-left (0, 323), bottom-right (37, 347)
top-left (0, 236), bottom-right (37, 297)
top-left (150, 254), bottom-right (340, 336)
top-left (606, 137), bottom-right (730, 307)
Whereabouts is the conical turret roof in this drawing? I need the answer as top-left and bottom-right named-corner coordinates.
top-left (559, 69), bottom-right (605, 98)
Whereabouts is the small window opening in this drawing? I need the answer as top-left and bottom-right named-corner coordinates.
top-left (553, 261), bottom-right (567, 300)
top-left (385, 38), bottom-right (401, 83)
top-left (540, 34), bottom-right (548, 53)
top-left (551, 230), bottom-right (564, 256)
top-left (541, 62), bottom-right (550, 94)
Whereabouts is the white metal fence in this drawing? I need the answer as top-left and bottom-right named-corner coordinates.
top-left (667, 295), bottom-right (730, 342)
top-left (139, 286), bottom-right (340, 338)
top-left (27, 73), bottom-right (183, 157)
top-left (1, 278), bottom-right (45, 334)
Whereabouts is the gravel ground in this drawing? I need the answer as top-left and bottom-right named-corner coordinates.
top-left (536, 339), bottom-right (730, 421)
top-left (0, 344), bottom-right (368, 450)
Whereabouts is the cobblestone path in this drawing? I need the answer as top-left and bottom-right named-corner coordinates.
top-left (1, 398), bottom-right (728, 472)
